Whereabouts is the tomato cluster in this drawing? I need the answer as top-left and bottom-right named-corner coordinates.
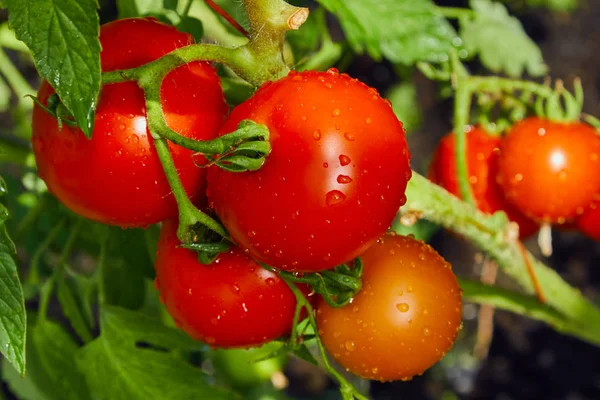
top-left (31, 18), bottom-right (463, 383)
top-left (430, 119), bottom-right (600, 241)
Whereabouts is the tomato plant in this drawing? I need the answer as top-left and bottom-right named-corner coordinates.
top-left (316, 234), bottom-right (462, 381)
top-left (31, 18), bottom-right (227, 228)
top-left (2, 0), bottom-right (600, 400)
top-left (207, 69), bottom-right (411, 272)
top-left (429, 126), bottom-right (538, 238)
top-left (496, 117), bottom-right (600, 223)
top-left (155, 219), bottom-right (303, 348)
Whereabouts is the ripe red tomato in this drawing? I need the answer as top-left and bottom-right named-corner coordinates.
top-left (316, 233), bottom-right (462, 381)
top-left (428, 126), bottom-right (538, 238)
top-left (576, 203), bottom-right (600, 241)
top-left (496, 118), bottom-right (600, 223)
top-left (31, 18), bottom-right (228, 227)
top-left (206, 69), bottom-right (411, 272)
top-left (155, 220), bottom-right (304, 348)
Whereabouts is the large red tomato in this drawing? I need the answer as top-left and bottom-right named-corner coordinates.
top-left (496, 118), bottom-right (600, 223)
top-left (316, 234), bottom-right (462, 381)
top-left (429, 127), bottom-right (538, 238)
top-left (31, 18), bottom-right (228, 227)
top-left (155, 220), bottom-right (305, 348)
top-left (206, 69), bottom-right (411, 272)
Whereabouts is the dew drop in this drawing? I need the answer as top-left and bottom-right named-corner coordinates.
top-left (313, 129), bottom-right (321, 140)
top-left (339, 154), bottom-right (351, 166)
top-left (326, 68), bottom-right (339, 75)
top-left (332, 109), bottom-right (341, 117)
top-left (407, 285), bottom-right (414, 293)
top-left (266, 278), bottom-right (276, 286)
top-left (396, 303), bottom-right (410, 312)
top-left (365, 117), bottom-right (372, 124)
top-left (344, 132), bottom-right (355, 141)
top-left (337, 174), bottom-right (353, 184)
top-left (344, 340), bottom-right (356, 351)
top-left (333, 331), bottom-right (341, 338)
top-left (323, 162), bottom-right (329, 168)
top-left (423, 327), bottom-right (431, 337)
top-left (248, 230), bottom-right (257, 237)
top-left (326, 190), bottom-right (346, 206)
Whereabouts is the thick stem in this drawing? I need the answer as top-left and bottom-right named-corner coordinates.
top-left (453, 84), bottom-right (476, 205)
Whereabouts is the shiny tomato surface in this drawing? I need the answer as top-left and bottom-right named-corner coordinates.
top-left (496, 118), bottom-right (600, 223)
top-left (32, 18), bottom-right (227, 227)
top-left (155, 220), bottom-right (305, 348)
top-left (207, 69), bottom-right (411, 272)
top-left (316, 234), bottom-right (462, 381)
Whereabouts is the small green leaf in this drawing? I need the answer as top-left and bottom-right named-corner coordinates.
top-left (317, 0), bottom-right (461, 65)
top-left (57, 269), bottom-right (95, 343)
top-left (2, 358), bottom-right (51, 400)
top-left (163, 0), bottom-right (178, 11)
top-left (0, 183), bottom-right (26, 375)
top-left (6, 0), bottom-right (101, 137)
top-left (117, 0), bottom-right (163, 18)
top-left (177, 16), bottom-right (204, 41)
top-left (77, 306), bottom-right (238, 400)
top-left (460, 0), bottom-right (547, 77)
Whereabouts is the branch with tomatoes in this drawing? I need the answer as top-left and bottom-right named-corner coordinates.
top-left (0, 0), bottom-right (599, 399)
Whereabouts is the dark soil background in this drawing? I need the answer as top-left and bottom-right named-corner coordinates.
top-left (2, 0), bottom-right (600, 399)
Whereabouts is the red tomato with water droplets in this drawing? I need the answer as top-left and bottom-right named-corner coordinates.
top-left (576, 203), bottom-right (600, 241)
top-left (429, 126), bottom-right (538, 238)
top-left (31, 18), bottom-right (228, 227)
top-left (155, 220), bottom-right (307, 348)
top-left (496, 118), bottom-right (600, 223)
top-left (316, 234), bottom-right (462, 382)
top-left (206, 69), bottom-right (411, 272)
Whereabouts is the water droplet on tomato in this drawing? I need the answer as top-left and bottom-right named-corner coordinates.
top-left (332, 109), bottom-right (341, 117)
top-left (248, 230), bottom-right (257, 237)
top-left (396, 303), bottom-right (409, 312)
top-left (326, 68), bottom-right (339, 75)
top-left (423, 327), bottom-right (431, 337)
top-left (266, 278), bottom-right (276, 286)
top-left (326, 190), bottom-right (346, 206)
top-left (313, 129), bottom-right (321, 140)
top-left (337, 174), bottom-right (353, 184)
top-left (131, 134), bottom-right (140, 144)
top-left (323, 162), bottom-right (329, 168)
top-left (365, 117), bottom-right (372, 124)
top-left (344, 132), bottom-right (355, 141)
top-left (407, 285), bottom-right (414, 293)
top-left (344, 340), bottom-right (356, 351)
top-left (339, 154), bottom-right (351, 166)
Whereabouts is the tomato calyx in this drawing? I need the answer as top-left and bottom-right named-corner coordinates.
top-left (178, 224), bottom-right (231, 264)
top-left (275, 259), bottom-right (364, 308)
top-left (200, 120), bottom-right (272, 172)
top-left (27, 94), bottom-right (77, 130)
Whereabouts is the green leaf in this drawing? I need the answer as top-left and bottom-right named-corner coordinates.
top-left (316, 0), bottom-right (460, 65)
top-left (386, 82), bottom-right (422, 134)
top-left (77, 306), bottom-right (238, 400)
top-left (57, 269), bottom-right (95, 343)
top-left (460, 0), bottom-right (547, 77)
top-left (117, 0), bottom-right (164, 18)
top-left (20, 318), bottom-right (91, 400)
top-left (2, 358), bottom-right (50, 400)
top-left (5, 0), bottom-right (101, 137)
top-left (177, 16), bottom-right (204, 41)
top-left (0, 191), bottom-right (26, 376)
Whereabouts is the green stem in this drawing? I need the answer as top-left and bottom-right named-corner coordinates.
top-left (152, 137), bottom-right (228, 240)
top-left (402, 173), bottom-right (600, 346)
top-left (0, 47), bottom-right (35, 109)
top-left (181, 0), bottom-right (194, 18)
top-left (281, 276), bottom-right (368, 400)
top-left (453, 84), bottom-right (476, 205)
top-left (14, 194), bottom-right (49, 242)
top-left (26, 218), bottom-right (67, 288)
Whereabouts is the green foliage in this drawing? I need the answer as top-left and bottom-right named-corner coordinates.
top-left (460, 0), bottom-right (547, 77)
top-left (77, 306), bottom-right (238, 400)
top-left (386, 82), bottom-right (422, 134)
top-left (0, 177), bottom-right (26, 375)
top-left (117, 0), bottom-right (164, 18)
top-left (5, 0), bottom-right (101, 137)
top-left (316, 0), bottom-right (461, 65)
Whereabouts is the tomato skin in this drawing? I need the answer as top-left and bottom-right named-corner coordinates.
top-left (316, 234), bottom-right (462, 382)
top-left (31, 18), bottom-right (228, 227)
top-left (576, 203), bottom-right (600, 241)
top-left (496, 118), bottom-right (600, 223)
top-left (428, 127), bottom-right (538, 238)
top-left (206, 69), bottom-right (411, 272)
top-left (155, 220), bottom-right (303, 348)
